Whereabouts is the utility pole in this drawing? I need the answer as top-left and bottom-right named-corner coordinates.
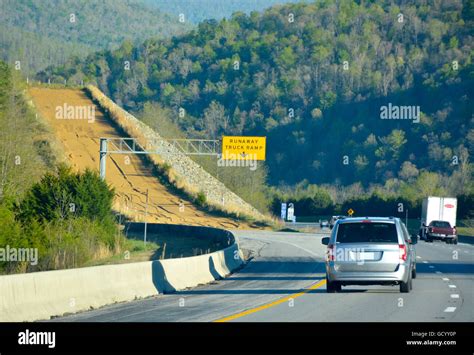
top-left (144, 189), bottom-right (149, 246)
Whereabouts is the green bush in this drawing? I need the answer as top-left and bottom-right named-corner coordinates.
top-left (0, 166), bottom-right (123, 274)
top-left (17, 164), bottom-right (114, 223)
top-left (0, 205), bottom-right (23, 272)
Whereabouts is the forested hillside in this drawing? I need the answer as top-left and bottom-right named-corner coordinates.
top-left (0, 0), bottom-right (190, 75)
top-left (42, 0), bottom-right (473, 193)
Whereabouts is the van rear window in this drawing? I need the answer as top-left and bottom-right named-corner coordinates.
top-left (336, 222), bottom-right (398, 243)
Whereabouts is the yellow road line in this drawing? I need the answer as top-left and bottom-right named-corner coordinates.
top-left (214, 279), bottom-right (327, 322)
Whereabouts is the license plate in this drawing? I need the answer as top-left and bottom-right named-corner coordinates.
top-left (350, 251), bottom-right (375, 260)
top-left (359, 252), bottom-right (375, 260)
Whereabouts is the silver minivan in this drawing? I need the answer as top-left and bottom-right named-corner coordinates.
top-left (321, 217), bottom-right (417, 293)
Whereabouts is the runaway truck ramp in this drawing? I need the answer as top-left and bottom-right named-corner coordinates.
top-left (85, 85), bottom-right (267, 221)
top-left (27, 86), bottom-right (261, 228)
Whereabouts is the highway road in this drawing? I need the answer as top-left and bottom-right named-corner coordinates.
top-left (52, 230), bottom-right (474, 322)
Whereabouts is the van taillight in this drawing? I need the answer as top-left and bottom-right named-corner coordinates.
top-left (399, 244), bottom-right (407, 261)
top-left (327, 245), bottom-right (335, 261)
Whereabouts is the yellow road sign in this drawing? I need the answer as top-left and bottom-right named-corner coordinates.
top-left (222, 136), bottom-right (266, 161)
top-left (347, 208), bottom-right (354, 216)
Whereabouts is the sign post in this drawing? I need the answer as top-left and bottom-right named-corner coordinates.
top-left (144, 189), bottom-right (149, 246)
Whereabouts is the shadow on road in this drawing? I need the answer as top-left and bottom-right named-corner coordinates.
top-left (221, 276), bottom-right (322, 281)
top-left (236, 257), bottom-right (325, 274)
top-left (416, 262), bottom-right (474, 275)
top-left (173, 257), bottom-right (326, 295)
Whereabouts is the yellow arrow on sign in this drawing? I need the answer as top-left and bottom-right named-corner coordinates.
top-left (347, 208), bottom-right (354, 216)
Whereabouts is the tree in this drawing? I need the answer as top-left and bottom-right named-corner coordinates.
top-left (279, 46), bottom-right (296, 67)
top-left (376, 130), bottom-right (407, 161)
top-left (400, 172), bottom-right (446, 204)
top-left (38, 0), bottom-right (472, 190)
top-left (311, 108), bottom-right (323, 120)
top-left (203, 101), bottom-right (226, 139)
top-left (398, 161), bottom-right (419, 181)
top-left (17, 165), bottom-right (114, 224)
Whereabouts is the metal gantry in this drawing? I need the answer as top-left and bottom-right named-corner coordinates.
top-left (165, 139), bottom-right (220, 156)
top-left (99, 137), bottom-right (220, 179)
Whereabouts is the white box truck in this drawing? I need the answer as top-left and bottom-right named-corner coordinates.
top-left (420, 197), bottom-right (458, 244)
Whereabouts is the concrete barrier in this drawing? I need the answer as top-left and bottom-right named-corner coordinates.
top-left (0, 227), bottom-right (243, 322)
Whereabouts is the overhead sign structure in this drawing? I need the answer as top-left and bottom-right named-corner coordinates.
top-left (221, 136), bottom-right (266, 161)
top-left (99, 137), bottom-right (219, 180)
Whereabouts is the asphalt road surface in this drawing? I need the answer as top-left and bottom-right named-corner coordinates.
top-left (52, 230), bottom-right (474, 322)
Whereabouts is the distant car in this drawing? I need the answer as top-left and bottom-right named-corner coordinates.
top-left (320, 220), bottom-right (329, 228)
top-left (421, 220), bottom-right (458, 244)
top-left (329, 215), bottom-right (345, 229)
top-left (322, 217), bottom-right (417, 293)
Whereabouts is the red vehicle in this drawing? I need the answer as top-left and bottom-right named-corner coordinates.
top-left (423, 220), bottom-right (458, 244)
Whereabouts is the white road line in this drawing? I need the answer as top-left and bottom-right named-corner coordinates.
top-left (416, 256), bottom-right (421, 259)
top-left (448, 285), bottom-right (457, 288)
top-left (429, 265), bottom-right (435, 269)
top-left (442, 278), bottom-right (450, 281)
top-left (444, 307), bottom-right (456, 312)
top-left (451, 294), bottom-right (460, 299)
top-left (422, 261), bottom-right (428, 264)
top-left (435, 271), bottom-right (442, 274)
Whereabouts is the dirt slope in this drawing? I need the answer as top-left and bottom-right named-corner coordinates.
top-left (28, 87), bottom-right (250, 229)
